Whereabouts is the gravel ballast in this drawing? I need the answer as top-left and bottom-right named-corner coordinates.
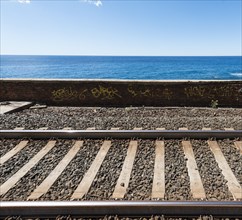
top-left (0, 139), bottom-right (23, 157)
top-left (164, 140), bottom-right (191, 200)
top-left (1, 138), bottom-right (241, 201)
top-left (0, 107), bottom-right (241, 130)
top-left (85, 139), bottom-right (128, 201)
top-left (192, 140), bottom-right (233, 200)
top-left (0, 107), bottom-right (241, 202)
top-left (40, 140), bottom-right (102, 201)
top-left (125, 140), bottom-right (155, 200)
top-left (1, 140), bottom-right (74, 201)
top-left (0, 140), bottom-right (48, 184)
top-left (218, 139), bottom-right (242, 185)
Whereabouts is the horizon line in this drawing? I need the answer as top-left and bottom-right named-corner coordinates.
top-left (1, 54), bottom-right (242, 57)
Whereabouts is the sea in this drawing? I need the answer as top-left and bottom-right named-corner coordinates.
top-left (1, 55), bottom-right (242, 80)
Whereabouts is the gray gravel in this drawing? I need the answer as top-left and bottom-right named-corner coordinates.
top-left (192, 140), bottom-right (233, 201)
top-left (1, 106), bottom-right (241, 202)
top-left (1, 138), bottom-right (240, 201)
top-left (40, 140), bottom-right (102, 201)
top-left (0, 139), bottom-right (48, 185)
top-left (125, 140), bottom-right (155, 200)
top-left (1, 140), bottom-right (74, 201)
top-left (0, 139), bottom-right (23, 157)
top-left (217, 139), bottom-right (242, 185)
top-left (164, 140), bottom-right (191, 200)
top-left (85, 140), bottom-right (128, 200)
top-left (0, 107), bottom-right (241, 130)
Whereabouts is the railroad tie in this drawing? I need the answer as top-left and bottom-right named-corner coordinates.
top-left (182, 140), bottom-right (206, 199)
top-left (0, 141), bottom-right (56, 196)
top-left (27, 141), bottom-right (83, 200)
top-left (0, 127), bottom-right (48, 165)
top-left (225, 128), bottom-right (242, 154)
top-left (208, 140), bottom-right (242, 200)
top-left (224, 128), bottom-right (234, 131)
top-left (0, 140), bottom-right (28, 165)
top-left (179, 127), bottom-right (188, 131)
top-left (152, 128), bottom-right (165, 199)
top-left (112, 141), bottom-right (137, 199)
top-left (179, 128), bottom-right (206, 199)
top-left (133, 127), bottom-right (142, 130)
top-left (155, 128), bottom-right (165, 131)
top-left (13, 127), bottom-right (25, 130)
top-left (112, 128), bottom-right (140, 199)
top-left (38, 127), bottom-right (48, 130)
top-left (202, 128), bottom-right (211, 131)
top-left (234, 141), bottom-right (242, 154)
top-left (71, 140), bottom-right (112, 199)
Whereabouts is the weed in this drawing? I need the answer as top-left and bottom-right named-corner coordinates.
top-left (210, 100), bottom-right (218, 108)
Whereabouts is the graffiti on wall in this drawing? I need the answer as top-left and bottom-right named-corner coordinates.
top-left (184, 85), bottom-right (235, 99)
top-left (52, 87), bottom-right (89, 101)
top-left (91, 85), bottom-right (122, 100)
top-left (52, 85), bottom-right (122, 101)
top-left (51, 84), bottom-right (238, 103)
top-left (162, 88), bottom-right (173, 100)
top-left (52, 87), bottom-right (78, 101)
top-left (127, 85), bottom-right (173, 100)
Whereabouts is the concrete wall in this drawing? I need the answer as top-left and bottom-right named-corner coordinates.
top-left (1, 79), bottom-right (242, 107)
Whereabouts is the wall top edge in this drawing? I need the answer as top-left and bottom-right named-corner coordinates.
top-left (1, 78), bottom-right (242, 83)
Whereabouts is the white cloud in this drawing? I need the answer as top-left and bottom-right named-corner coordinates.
top-left (81, 0), bottom-right (102, 7)
top-left (16, 0), bottom-right (102, 7)
top-left (16, 0), bottom-right (103, 7)
top-left (18, 0), bottom-right (31, 3)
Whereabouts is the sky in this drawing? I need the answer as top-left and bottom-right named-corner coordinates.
top-left (0, 0), bottom-right (241, 56)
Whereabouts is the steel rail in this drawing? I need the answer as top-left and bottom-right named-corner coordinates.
top-left (0, 129), bottom-right (242, 139)
top-left (1, 201), bottom-right (241, 218)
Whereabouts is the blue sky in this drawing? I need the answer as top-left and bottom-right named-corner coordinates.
top-left (1, 0), bottom-right (241, 56)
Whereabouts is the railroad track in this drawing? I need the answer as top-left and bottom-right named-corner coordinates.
top-left (0, 127), bottom-right (242, 218)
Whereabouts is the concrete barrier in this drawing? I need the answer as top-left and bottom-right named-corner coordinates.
top-left (1, 79), bottom-right (242, 107)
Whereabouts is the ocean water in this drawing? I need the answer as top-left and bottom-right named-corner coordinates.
top-left (1, 55), bottom-right (241, 80)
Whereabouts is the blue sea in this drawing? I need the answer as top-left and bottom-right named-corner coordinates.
top-left (1, 55), bottom-right (241, 80)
